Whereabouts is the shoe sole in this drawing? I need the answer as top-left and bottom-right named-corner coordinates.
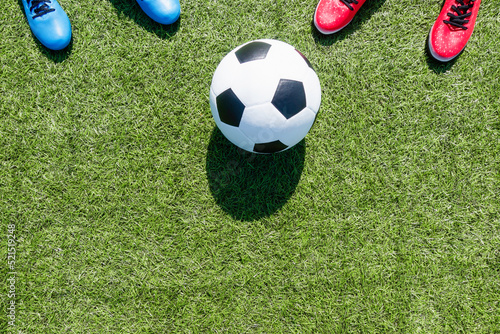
top-left (313, 1), bottom-right (354, 34)
top-left (427, 23), bottom-right (463, 62)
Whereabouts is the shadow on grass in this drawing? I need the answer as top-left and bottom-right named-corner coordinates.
top-left (107, 0), bottom-right (180, 39)
top-left (424, 33), bottom-right (459, 73)
top-left (16, 0), bottom-right (73, 62)
top-left (312, 0), bottom-right (388, 46)
top-left (206, 127), bottom-right (306, 221)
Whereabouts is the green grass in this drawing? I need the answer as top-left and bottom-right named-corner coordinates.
top-left (1, 0), bottom-right (499, 332)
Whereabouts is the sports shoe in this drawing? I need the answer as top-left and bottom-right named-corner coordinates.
top-left (22, 0), bottom-right (72, 50)
top-left (429, 0), bottom-right (481, 62)
top-left (314, 0), bottom-right (366, 34)
top-left (136, 0), bottom-right (181, 25)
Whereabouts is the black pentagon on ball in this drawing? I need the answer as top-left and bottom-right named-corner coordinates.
top-left (235, 41), bottom-right (272, 64)
top-left (253, 140), bottom-right (288, 154)
top-left (216, 88), bottom-right (246, 127)
top-left (271, 79), bottom-right (307, 119)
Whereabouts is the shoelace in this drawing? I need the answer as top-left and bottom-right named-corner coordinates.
top-left (443, 0), bottom-right (475, 30)
top-left (340, 0), bottom-right (359, 11)
top-left (27, 0), bottom-right (55, 19)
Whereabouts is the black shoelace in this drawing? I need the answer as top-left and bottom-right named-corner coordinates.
top-left (27, 0), bottom-right (55, 19)
top-left (340, 0), bottom-right (359, 11)
top-left (443, 0), bottom-right (475, 30)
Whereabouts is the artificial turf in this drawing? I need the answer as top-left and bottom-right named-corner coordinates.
top-left (1, 0), bottom-right (499, 332)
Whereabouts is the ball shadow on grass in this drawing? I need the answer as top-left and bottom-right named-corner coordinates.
top-left (206, 127), bottom-right (306, 221)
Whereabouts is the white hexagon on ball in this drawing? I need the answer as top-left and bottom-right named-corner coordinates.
top-left (210, 39), bottom-right (321, 154)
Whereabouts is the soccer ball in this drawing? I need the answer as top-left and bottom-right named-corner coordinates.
top-left (209, 39), bottom-right (321, 154)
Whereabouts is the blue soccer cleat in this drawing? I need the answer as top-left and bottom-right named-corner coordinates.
top-left (136, 0), bottom-right (181, 25)
top-left (22, 0), bottom-right (72, 50)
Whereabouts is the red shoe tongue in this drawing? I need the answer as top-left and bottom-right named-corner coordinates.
top-left (459, 0), bottom-right (474, 6)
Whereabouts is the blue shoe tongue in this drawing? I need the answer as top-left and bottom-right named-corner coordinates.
top-left (28, 0), bottom-right (55, 18)
top-left (29, 0), bottom-right (50, 10)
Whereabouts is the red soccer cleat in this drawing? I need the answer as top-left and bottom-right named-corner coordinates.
top-left (429, 0), bottom-right (481, 62)
top-left (314, 0), bottom-right (367, 34)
